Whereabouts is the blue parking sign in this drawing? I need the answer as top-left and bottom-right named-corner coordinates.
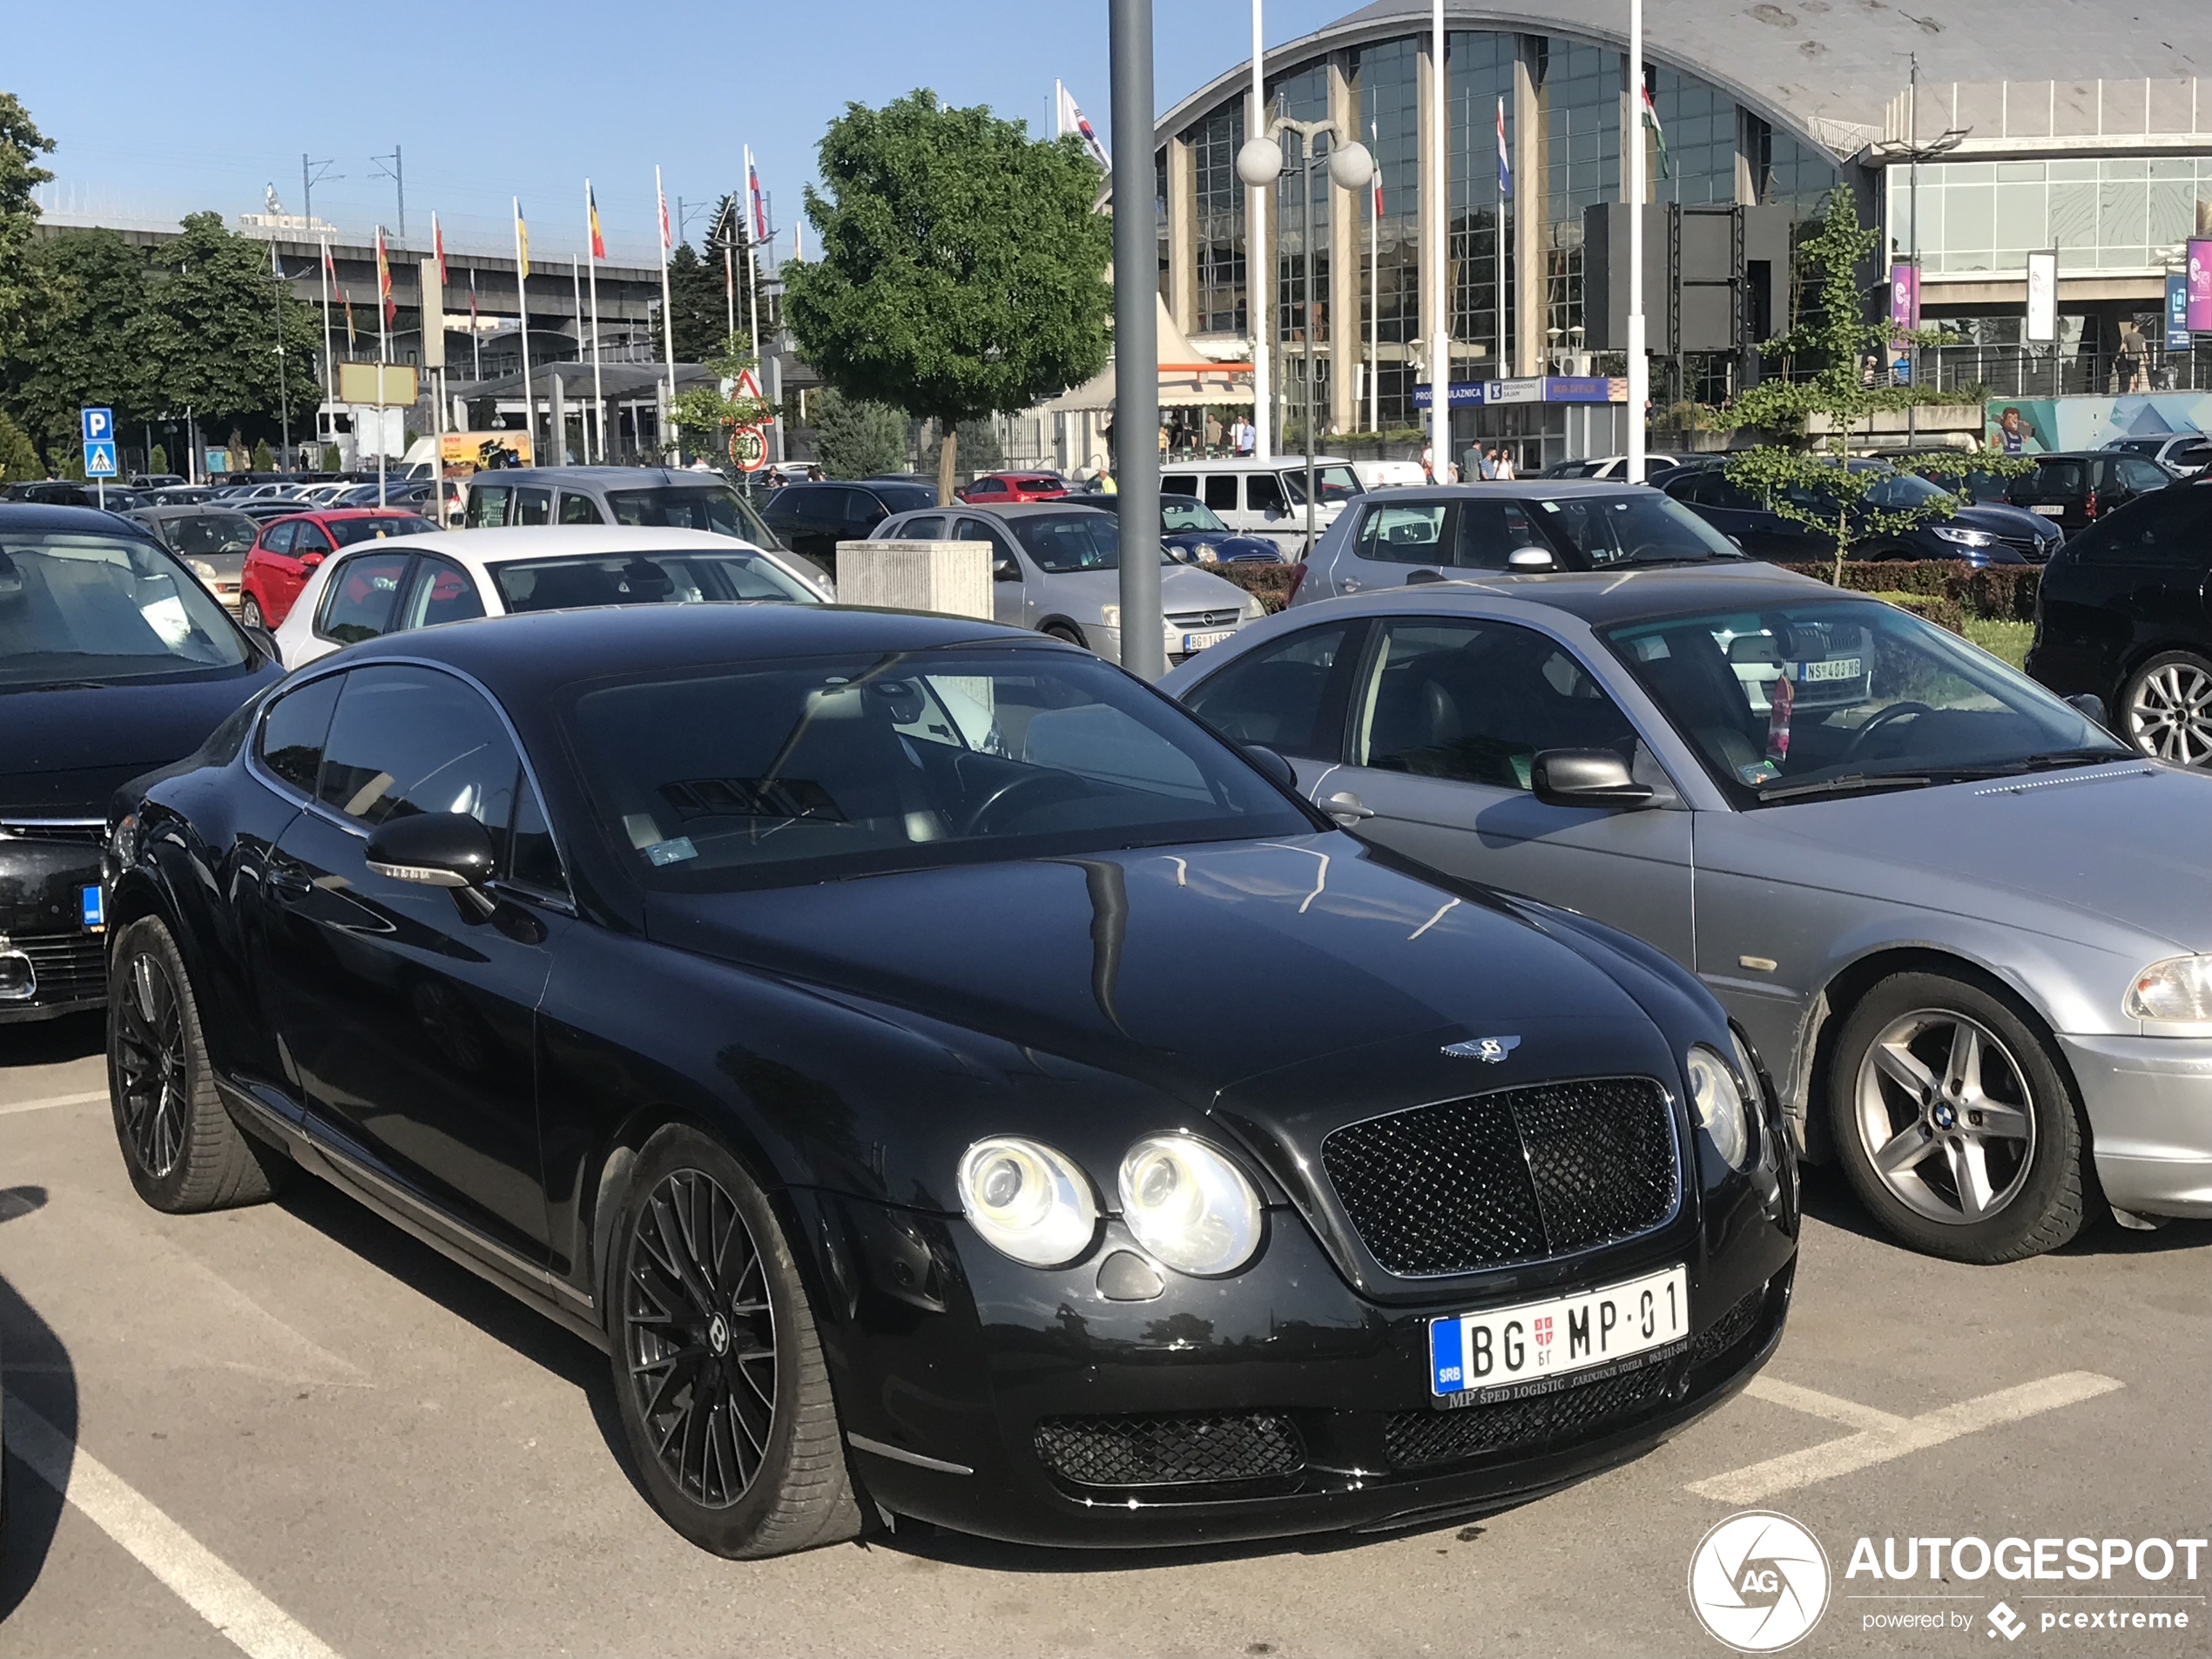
top-left (81, 407), bottom-right (113, 444)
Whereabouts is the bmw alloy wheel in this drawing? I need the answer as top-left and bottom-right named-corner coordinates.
top-left (1852, 1010), bottom-right (2036, 1226)
top-left (2123, 656), bottom-right (2212, 765)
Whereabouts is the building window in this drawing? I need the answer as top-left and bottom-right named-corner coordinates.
top-left (1744, 111), bottom-right (1839, 219)
top-left (1534, 36), bottom-right (1623, 351)
top-left (1889, 156), bottom-right (2212, 275)
top-left (1447, 31), bottom-right (1517, 378)
top-left (1649, 67), bottom-right (1736, 206)
top-left (1354, 37), bottom-right (1423, 428)
top-left (1271, 64), bottom-right (1332, 350)
top-left (1156, 149), bottom-right (1171, 303)
top-left (1191, 104), bottom-right (1247, 335)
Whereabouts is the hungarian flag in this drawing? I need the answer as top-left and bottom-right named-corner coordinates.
top-left (587, 181), bottom-right (606, 261)
top-left (514, 199), bottom-right (530, 280)
top-left (431, 212), bottom-right (447, 289)
top-left (375, 226), bottom-right (395, 326)
top-left (1641, 77), bottom-right (1672, 179)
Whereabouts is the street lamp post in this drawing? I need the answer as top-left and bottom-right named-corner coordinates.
top-left (1109, 0), bottom-right (1166, 681)
top-left (1238, 118), bottom-right (1372, 556)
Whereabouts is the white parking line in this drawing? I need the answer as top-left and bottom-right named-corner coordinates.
top-left (3, 1393), bottom-right (341, 1659)
top-left (1690, 1371), bottom-right (2125, 1503)
top-left (0, 1089), bottom-right (106, 1117)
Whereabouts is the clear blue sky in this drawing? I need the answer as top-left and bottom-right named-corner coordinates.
top-left (17, 1), bottom-right (1349, 264)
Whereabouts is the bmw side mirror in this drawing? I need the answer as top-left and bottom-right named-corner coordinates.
top-left (365, 813), bottom-right (497, 889)
top-left (1507, 549), bottom-right (1556, 571)
top-left (1242, 745), bottom-right (1298, 791)
top-left (2066, 692), bottom-right (2109, 730)
top-left (1531, 749), bottom-right (1656, 810)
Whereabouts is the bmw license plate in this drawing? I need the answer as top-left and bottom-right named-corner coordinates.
top-left (1180, 629), bottom-right (1237, 653)
top-left (1428, 1264), bottom-right (1689, 1406)
top-left (2029, 503), bottom-right (2066, 516)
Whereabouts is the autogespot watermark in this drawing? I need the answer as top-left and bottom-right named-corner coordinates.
top-left (1845, 1533), bottom-right (2207, 1643)
top-left (1689, 1511), bottom-right (1833, 1652)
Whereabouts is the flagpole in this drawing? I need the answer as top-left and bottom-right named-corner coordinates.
top-left (1626, 0), bottom-right (1648, 484)
top-left (1368, 119), bottom-right (1379, 437)
top-left (585, 181), bottom-right (607, 465)
top-left (657, 165), bottom-right (678, 462)
top-left (571, 256), bottom-right (588, 462)
top-left (1248, 0), bottom-right (1271, 462)
top-left (469, 270), bottom-right (482, 382)
top-left (723, 199), bottom-right (737, 347)
top-left (1496, 96), bottom-right (1508, 381)
top-left (318, 237), bottom-right (334, 455)
top-left (744, 149), bottom-right (762, 377)
top-left (376, 225), bottom-right (390, 508)
top-left (1427, 0), bottom-right (1449, 482)
top-left (514, 199), bottom-right (534, 470)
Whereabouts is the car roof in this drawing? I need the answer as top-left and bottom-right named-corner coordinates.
top-left (0, 502), bottom-right (161, 536)
top-left (1330, 480), bottom-right (1682, 507)
top-left (332, 597), bottom-right (1050, 701)
top-left (134, 502), bottom-right (253, 517)
top-left (1285, 561), bottom-right (1836, 628)
top-left (907, 500), bottom-right (1109, 522)
top-left (462, 467), bottom-right (729, 489)
top-left (290, 524), bottom-right (764, 570)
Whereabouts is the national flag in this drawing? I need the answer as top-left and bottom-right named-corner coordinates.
top-left (587, 181), bottom-right (605, 261)
top-left (269, 237), bottom-right (281, 278)
top-left (469, 269), bottom-right (479, 328)
top-left (745, 149), bottom-right (768, 245)
top-left (375, 226), bottom-right (395, 326)
top-left (1370, 118), bottom-right (1384, 218)
top-left (657, 168), bottom-right (672, 259)
top-left (1496, 96), bottom-right (1512, 199)
top-left (1055, 81), bottom-right (1112, 171)
top-left (325, 241), bottom-right (355, 353)
top-left (431, 212), bottom-right (447, 288)
top-left (514, 199), bottom-right (530, 280)
top-left (1640, 77), bottom-right (1672, 179)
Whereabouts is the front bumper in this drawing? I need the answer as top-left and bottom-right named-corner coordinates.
top-left (799, 1184), bottom-right (1797, 1548)
top-left (0, 837), bottom-right (107, 1021)
top-left (2059, 1033), bottom-right (2212, 1217)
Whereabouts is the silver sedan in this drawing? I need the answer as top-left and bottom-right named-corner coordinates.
top-left (1162, 563), bottom-right (2212, 1263)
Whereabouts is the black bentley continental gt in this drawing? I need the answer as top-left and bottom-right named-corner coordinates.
top-left (101, 604), bottom-right (1797, 1556)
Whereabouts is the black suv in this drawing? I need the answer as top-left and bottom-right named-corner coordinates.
top-left (759, 478), bottom-right (939, 572)
top-left (2004, 450), bottom-right (2172, 537)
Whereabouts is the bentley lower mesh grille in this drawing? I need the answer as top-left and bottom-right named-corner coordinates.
top-left (1320, 1079), bottom-right (1677, 1276)
top-left (1386, 1367), bottom-right (1672, 1471)
top-left (1689, 1286), bottom-right (1767, 1368)
top-left (16, 934), bottom-right (106, 1002)
top-left (1034, 1413), bottom-right (1305, 1489)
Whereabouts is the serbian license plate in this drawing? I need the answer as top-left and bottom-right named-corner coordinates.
top-left (1180, 629), bottom-right (1237, 652)
top-left (1428, 1264), bottom-right (1689, 1406)
top-left (1797, 657), bottom-right (1862, 683)
top-left (80, 884), bottom-right (105, 931)
top-left (2029, 503), bottom-right (2067, 516)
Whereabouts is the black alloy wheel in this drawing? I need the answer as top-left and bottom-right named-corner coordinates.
top-left (608, 1126), bottom-right (861, 1556)
top-left (107, 916), bottom-right (287, 1212)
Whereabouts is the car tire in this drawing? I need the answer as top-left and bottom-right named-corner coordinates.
top-left (1828, 971), bottom-right (2087, 1264)
top-left (240, 595), bottom-right (266, 631)
top-left (106, 917), bottom-right (289, 1213)
top-left (2117, 649), bottom-right (2212, 766)
top-left (1041, 622), bottom-right (1086, 648)
top-left (606, 1125), bottom-right (863, 1558)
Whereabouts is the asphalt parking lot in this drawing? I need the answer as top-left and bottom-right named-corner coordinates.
top-left (3, 1008), bottom-right (2207, 1659)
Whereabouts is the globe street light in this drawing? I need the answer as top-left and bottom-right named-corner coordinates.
top-left (1238, 118), bottom-right (1372, 555)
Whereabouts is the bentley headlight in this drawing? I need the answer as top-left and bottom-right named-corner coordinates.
top-left (2125, 955), bottom-right (2212, 1023)
top-left (1686, 1045), bottom-right (1752, 1169)
top-left (957, 1137), bottom-right (1098, 1267)
top-left (1117, 1135), bottom-right (1262, 1276)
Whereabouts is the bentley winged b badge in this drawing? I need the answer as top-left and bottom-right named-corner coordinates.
top-left (1443, 1035), bottom-right (1521, 1063)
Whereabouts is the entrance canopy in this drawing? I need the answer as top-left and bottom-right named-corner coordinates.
top-left (1041, 294), bottom-right (1254, 413)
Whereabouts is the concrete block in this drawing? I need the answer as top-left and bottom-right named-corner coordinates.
top-left (833, 540), bottom-right (994, 621)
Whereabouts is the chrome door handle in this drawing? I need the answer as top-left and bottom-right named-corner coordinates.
top-left (1340, 578), bottom-right (1359, 592)
top-left (1320, 791), bottom-right (1374, 823)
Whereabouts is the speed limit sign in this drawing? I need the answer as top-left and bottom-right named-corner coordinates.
top-left (728, 424), bottom-right (768, 472)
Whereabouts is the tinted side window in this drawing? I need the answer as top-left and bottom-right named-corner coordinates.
top-left (1355, 503), bottom-right (1447, 564)
top-left (261, 521), bottom-right (297, 556)
top-left (1455, 499), bottom-right (1547, 569)
top-left (513, 487), bottom-right (553, 526)
top-left (403, 556), bottom-right (488, 630)
top-left (257, 672), bottom-right (344, 794)
top-left (2117, 457), bottom-right (2168, 492)
top-left (467, 486), bottom-right (511, 528)
top-left (318, 551), bottom-right (415, 644)
top-left (1246, 474), bottom-right (1286, 513)
top-left (901, 516), bottom-right (948, 539)
top-left (317, 665), bottom-right (522, 865)
top-left (1204, 475), bottom-right (1240, 512)
top-left (1184, 622), bottom-right (1358, 760)
top-left (509, 779), bottom-right (564, 889)
top-left (1162, 473), bottom-right (1199, 497)
top-left (558, 491), bottom-right (604, 524)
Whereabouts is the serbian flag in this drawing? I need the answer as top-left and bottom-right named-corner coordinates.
top-left (375, 226), bottom-right (395, 325)
top-left (431, 212), bottom-right (447, 289)
top-left (587, 181), bottom-right (606, 260)
top-left (746, 147), bottom-right (768, 244)
top-left (1496, 96), bottom-right (1512, 199)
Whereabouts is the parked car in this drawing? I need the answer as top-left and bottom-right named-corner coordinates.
top-left (239, 509), bottom-right (435, 630)
top-left (2025, 479), bottom-right (2212, 763)
top-left (2004, 449), bottom-right (2174, 536)
top-left (1536, 455), bottom-right (1688, 481)
top-left (462, 466), bottom-right (779, 548)
top-left (1164, 563), bottom-right (2209, 1261)
top-left (2103, 434), bottom-right (2212, 478)
top-left (138, 485), bottom-right (219, 507)
top-left (5, 482), bottom-right (141, 511)
top-left (273, 525), bottom-right (830, 670)
top-left (0, 505), bottom-right (283, 1024)
top-left (1664, 462), bottom-right (2060, 564)
top-left (1061, 491), bottom-right (1286, 563)
top-left (233, 497), bottom-right (320, 523)
top-left (954, 470), bottom-right (1068, 504)
top-left (124, 504), bottom-right (261, 612)
top-left (1291, 481), bottom-right (1750, 609)
top-left (101, 599), bottom-right (1794, 1554)
top-left (872, 500), bottom-right (1263, 665)
top-left (1352, 458), bottom-right (1430, 490)
top-left (1902, 455), bottom-right (2019, 506)
top-left (759, 477), bottom-right (941, 574)
top-left (1159, 455), bottom-right (1365, 557)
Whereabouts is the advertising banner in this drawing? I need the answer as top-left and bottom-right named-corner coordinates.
top-left (2026, 252), bottom-right (2058, 344)
top-left (1889, 262), bottom-right (1920, 344)
top-left (440, 431), bottom-right (534, 474)
top-left (2169, 271), bottom-right (2195, 351)
top-left (2189, 239), bottom-right (2212, 333)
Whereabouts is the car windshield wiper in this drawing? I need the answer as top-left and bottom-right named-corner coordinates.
top-left (1754, 772), bottom-right (1932, 803)
top-left (1933, 748), bottom-right (2138, 779)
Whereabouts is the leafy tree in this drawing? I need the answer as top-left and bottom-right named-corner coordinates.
top-left (251, 437), bottom-right (274, 471)
top-left (0, 410), bottom-right (42, 480)
top-left (662, 331), bottom-right (777, 464)
top-left (0, 92), bottom-right (56, 362)
top-left (785, 89), bottom-right (1111, 505)
top-left (149, 442), bottom-right (167, 475)
top-left (653, 242), bottom-right (732, 364)
top-left (320, 442), bottom-right (341, 472)
top-left (2, 229), bottom-right (157, 461)
top-left (810, 388), bottom-right (908, 478)
top-left (142, 212), bottom-right (323, 430)
top-left (921, 416), bottom-right (1002, 484)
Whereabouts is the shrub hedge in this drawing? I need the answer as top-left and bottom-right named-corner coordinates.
top-left (1861, 590), bottom-right (1966, 634)
top-left (1777, 560), bottom-right (2040, 622)
top-left (1208, 561), bottom-right (1301, 612)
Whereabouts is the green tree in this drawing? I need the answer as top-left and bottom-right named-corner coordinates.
top-left (149, 442), bottom-right (167, 475)
top-left (662, 331), bottom-right (777, 464)
top-left (653, 242), bottom-right (732, 364)
top-left (142, 212), bottom-right (323, 431)
top-left (251, 437), bottom-right (274, 471)
top-left (0, 92), bottom-right (56, 362)
top-left (3, 229), bottom-right (157, 460)
top-left (320, 442), bottom-right (341, 472)
top-left (0, 410), bottom-right (42, 480)
top-left (785, 89), bottom-right (1111, 505)
top-left (810, 388), bottom-right (907, 478)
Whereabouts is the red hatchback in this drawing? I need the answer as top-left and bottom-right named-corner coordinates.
top-left (239, 509), bottom-right (433, 629)
top-left (954, 471), bottom-right (1068, 504)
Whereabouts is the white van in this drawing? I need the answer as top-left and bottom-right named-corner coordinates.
top-left (1159, 455), bottom-right (1363, 557)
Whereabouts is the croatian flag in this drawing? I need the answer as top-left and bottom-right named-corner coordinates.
top-left (746, 148), bottom-right (769, 245)
top-left (1496, 96), bottom-right (1512, 199)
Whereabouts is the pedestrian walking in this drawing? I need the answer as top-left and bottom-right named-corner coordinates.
top-left (1231, 415), bottom-right (1256, 455)
top-left (1494, 448), bottom-right (1516, 481)
top-left (1478, 447), bottom-right (1499, 480)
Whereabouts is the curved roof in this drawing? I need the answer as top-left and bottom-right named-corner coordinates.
top-left (1156, 0), bottom-right (2209, 159)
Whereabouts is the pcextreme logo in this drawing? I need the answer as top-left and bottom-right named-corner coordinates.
top-left (1689, 1510), bottom-right (1833, 1652)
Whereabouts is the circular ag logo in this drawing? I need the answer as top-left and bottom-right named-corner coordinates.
top-left (1688, 1510), bottom-right (1831, 1652)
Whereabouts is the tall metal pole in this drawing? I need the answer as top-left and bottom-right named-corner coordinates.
top-left (572, 257), bottom-right (590, 461)
top-left (1428, 0), bottom-right (1451, 482)
top-left (515, 199), bottom-right (535, 469)
top-left (1249, 0), bottom-right (1271, 462)
top-left (1907, 52), bottom-right (1920, 441)
top-left (1626, 0), bottom-right (1649, 482)
top-left (658, 165), bottom-right (680, 462)
top-left (1302, 139), bottom-right (1318, 552)
top-left (273, 254), bottom-right (290, 465)
top-left (585, 181), bottom-right (606, 465)
top-left (1110, 0), bottom-right (1164, 682)
top-left (1369, 118), bottom-right (1380, 436)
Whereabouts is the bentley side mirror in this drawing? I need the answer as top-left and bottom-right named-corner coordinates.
top-left (1531, 749), bottom-right (1656, 810)
top-left (1507, 549), bottom-right (1556, 571)
top-left (366, 812), bottom-right (497, 889)
top-left (1242, 745), bottom-right (1298, 791)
